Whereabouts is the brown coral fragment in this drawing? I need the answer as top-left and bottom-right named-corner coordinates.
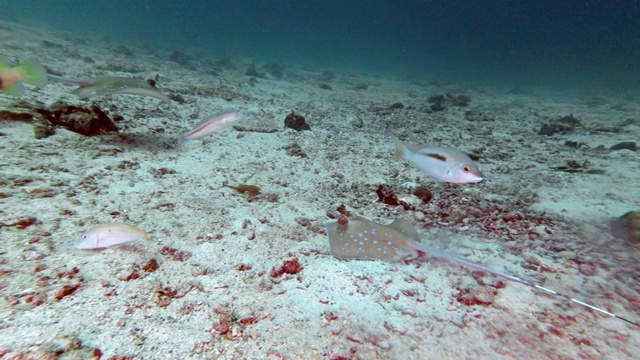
top-left (223, 184), bottom-right (261, 198)
top-left (55, 284), bottom-right (81, 301)
top-left (271, 258), bottom-right (303, 277)
top-left (142, 258), bottom-right (160, 273)
top-left (375, 184), bottom-right (414, 210)
top-left (0, 110), bottom-right (33, 122)
top-left (456, 286), bottom-right (497, 306)
top-left (284, 111), bottom-right (310, 131)
top-left (1, 100), bottom-right (118, 138)
top-left (37, 101), bottom-right (118, 136)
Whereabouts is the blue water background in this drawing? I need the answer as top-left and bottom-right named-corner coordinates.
top-left (2, 0), bottom-right (639, 93)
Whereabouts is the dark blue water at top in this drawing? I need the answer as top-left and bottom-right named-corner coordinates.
top-left (2, 0), bottom-right (639, 93)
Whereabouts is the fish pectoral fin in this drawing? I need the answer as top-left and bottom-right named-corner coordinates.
top-left (347, 213), bottom-right (371, 223)
top-left (388, 218), bottom-right (421, 242)
top-left (393, 136), bottom-right (405, 159)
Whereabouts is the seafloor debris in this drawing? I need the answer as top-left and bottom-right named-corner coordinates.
top-left (376, 184), bottom-right (415, 210)
top-left (271, 258), bottom-right (303, 278)
top-left (39, 101), bottom-right (118, 137)
top-left (264, 63), bottom-right (285, 79)
top-left (284, 111), bottom-right (310, 131)
top-left (319, 71), bottom-right (336, 81)
top-left (551, 160), bottom-right (605, 174)
top-left (538, 114), bottom-right (581, 136)
top-left (427, 93), bottom-right (472, 111)
top-left (412, 186), bottom-right (433, 204)
top-left (0, 100), bottom-right (118, 138)
top-left (169, 50), bottom-right (191, 67)
top-left (245, 63), bottom-right (266, 79)
top-left (223, 183), bottom-right (262, 198)
top-left (610, 141), bottom-right (637, 151)
top-left (283, 142), bottom-right (307, 157)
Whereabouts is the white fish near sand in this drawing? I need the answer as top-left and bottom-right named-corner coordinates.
top-left (394, 138), bottom-right (483, 183)
top-left (181, 111), bottom-right (243, 141)
top-left (76, 223), bottom-right (147, 250)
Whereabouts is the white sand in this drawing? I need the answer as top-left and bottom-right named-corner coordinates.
top-left (1, 21), bottom-right (639, 359)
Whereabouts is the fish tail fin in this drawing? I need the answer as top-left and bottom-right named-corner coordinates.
top-left (172, 133), bottom-right (192, 149)
top-left (4, 81), bottom-right (25, 96)
top-left (17, 59), bottom-right (47, 87)
top-left (393, 136), bottom-right (406, 159)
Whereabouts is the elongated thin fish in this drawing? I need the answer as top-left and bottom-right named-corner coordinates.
top-left (325, 214), bottom-right (640, 328)
top-left (76, 223), bottom-right (147, 249)
top-left (181, 111), bottom-right (243, 141)
top-left (50, 75), bottom-right (172, 103)
top-left (394, 137), bottom-right (483, 183)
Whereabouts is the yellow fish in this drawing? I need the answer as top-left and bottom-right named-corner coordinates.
top-left (0, 59), bottom-right (47, 95)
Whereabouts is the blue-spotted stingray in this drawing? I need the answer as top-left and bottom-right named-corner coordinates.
top-left (325, 213), bottom-right (639, 327)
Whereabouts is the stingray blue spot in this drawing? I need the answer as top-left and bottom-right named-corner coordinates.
top-left (359, 241), bottom-right (364, 245)
top-left (387, 241), bottom-right (392, 245)
top-left (372, 240), bottom-right (378, 245)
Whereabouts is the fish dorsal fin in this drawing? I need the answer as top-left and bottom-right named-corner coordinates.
top-left (403, 142), bottom-right (423, 153)
top-left (325, 214), bottom-right (419, 262)
top-left (387, 218), bottom-right (421, 242)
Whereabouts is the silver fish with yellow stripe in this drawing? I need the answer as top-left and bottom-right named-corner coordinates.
top-left (394, 138), bottom-right (483, 183)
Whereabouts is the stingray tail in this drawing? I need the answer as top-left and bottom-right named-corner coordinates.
top-left (412, 243), bottom-right (527, 284)
top-left (410, 241), bottom-right (640, 327)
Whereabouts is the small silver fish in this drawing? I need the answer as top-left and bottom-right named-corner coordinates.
top-left (76, 223), bottom-right (147, 250)
top-left (394, 138), bottom-right (483, 183)
top-left (181, 111), bottom-right (243, 141)
top-left (325, 214), bottom-right (640, 328)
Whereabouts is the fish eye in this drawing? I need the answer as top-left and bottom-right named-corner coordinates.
top-left (463, 166), bottom-right (471, 173)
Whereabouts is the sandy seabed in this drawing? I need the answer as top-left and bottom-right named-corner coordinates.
top-left (1, 21), bottom-right (639, 359)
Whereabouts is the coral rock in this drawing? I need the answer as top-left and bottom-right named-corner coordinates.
top-left (284, 111), bottom-right (310, 131)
